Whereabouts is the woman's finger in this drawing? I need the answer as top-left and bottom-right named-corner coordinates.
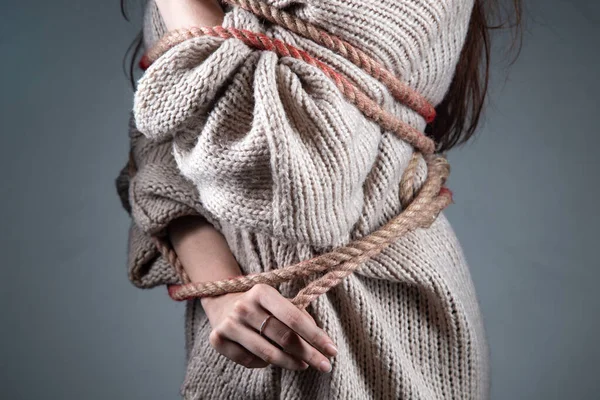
top-left (258, 313), bottom-right (333, 373)
top-left (229, 292), bottom-right (329, 371)
top-left (250, 285), bottom-right (338, 358)
top-left (225, 323), bottom-right (310, 371)
top-left (209, 330), bottom-right (269, 369)
top-left (300, 308), bottom-right (317, 324)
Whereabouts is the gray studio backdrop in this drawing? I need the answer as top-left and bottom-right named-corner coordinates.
top-left (1, 1), bottom-right (598, 399)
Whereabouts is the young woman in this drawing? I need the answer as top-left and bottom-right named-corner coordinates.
top-left (117, 0), bottom-right (522, 398)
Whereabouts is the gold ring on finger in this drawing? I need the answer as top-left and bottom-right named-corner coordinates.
top-left (258, 314), bottom-right (273, 338)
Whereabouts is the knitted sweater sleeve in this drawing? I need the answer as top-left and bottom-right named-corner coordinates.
top-left (132, 0), bottom-right (475, 250)
top-left (115, 113), bottom-right (222, 288)
top-left (115, 2), bottom-right (231, 289)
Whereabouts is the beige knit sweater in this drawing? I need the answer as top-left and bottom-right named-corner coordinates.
top-left (116, 0), bottom-right (490, 398)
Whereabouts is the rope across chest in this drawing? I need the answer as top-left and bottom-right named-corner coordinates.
top-left (131, 0), bottom-right (453, 310)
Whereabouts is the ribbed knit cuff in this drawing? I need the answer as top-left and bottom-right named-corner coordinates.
top-left (116, 114), bottom-right (221, 289)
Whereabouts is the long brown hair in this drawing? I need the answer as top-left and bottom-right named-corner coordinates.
top-left (426, 0), bottom-right (523, 151)
top-left (121, 0), bottom-right (523, 152)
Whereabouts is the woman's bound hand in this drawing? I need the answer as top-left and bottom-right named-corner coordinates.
top-left (158, 0), bottom-right (338, 373)
top-left (168, 217), bottom-right (337, 372)
top-left (201, 284), bottom-right (338, 372)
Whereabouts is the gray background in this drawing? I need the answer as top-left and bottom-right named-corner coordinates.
top-left (1, 0), bottom-right (598, 399)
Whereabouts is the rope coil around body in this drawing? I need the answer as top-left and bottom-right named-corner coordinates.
top-left (133, 2), bottom-right (452, 309)
top-left (164, 154), bottom-right (452, 309)
top-left (140, 25), bottom-right (436, 155)
top-left (219, 0), bottom-right (436, 123)
top-left (129, 151), bottom-right (451, 308)
top-left (145, 0), bottom-right (435, 124)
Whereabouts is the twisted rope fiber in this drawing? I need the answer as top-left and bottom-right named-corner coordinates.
top-left (153, 236), bottom-right (192, 284)
top-left (400, 150), bottom-right (422, 209)
top-left (140, 25), bottom-right (436, 155)
top-left (220, 0), bottom-right (436, 123)
top-left (166, 154), bottom-right (452, 309)
top-left (135, 8), bottom-right (453, 309)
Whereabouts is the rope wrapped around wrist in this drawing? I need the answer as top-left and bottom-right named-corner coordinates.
top-left (133, 0), bottom-right (453, 310)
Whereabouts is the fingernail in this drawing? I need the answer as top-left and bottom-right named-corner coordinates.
top-left (319, 360), bottom-right (332, 373)
top-left (324, 343), bottom-right (338, 357)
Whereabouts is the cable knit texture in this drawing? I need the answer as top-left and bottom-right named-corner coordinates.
top-left (116, 0), bottom-right (491, 398)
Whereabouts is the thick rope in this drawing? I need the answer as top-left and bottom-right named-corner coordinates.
top-left (152, 236), bottom-right (192, 284)
top-left (400, 151), bottom-right (421, 209)
top-left (165, 153), bottom-right (451, 309)
top-left (220, 0), bottom-right (436, 123)
top-left (130, 2), bottom-right (454, 309)
top-left (140, 26), bottom-right (436, 155)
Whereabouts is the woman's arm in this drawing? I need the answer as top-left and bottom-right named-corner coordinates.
top-left (168, 215), bottom-right (242, 283)
top-left (150, 0), bottom-right (337, 373)
top-left (155, 0), bottom-right (224, 30)
top-left (153, 1), bottom-right (235, 287)
top-left (168, 216), bottom-right (336, 373)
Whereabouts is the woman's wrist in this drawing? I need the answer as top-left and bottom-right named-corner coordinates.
top-left (200, 292), bottom-right (239, 318)
top-left (167, 215), bottom-right (243, 283)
